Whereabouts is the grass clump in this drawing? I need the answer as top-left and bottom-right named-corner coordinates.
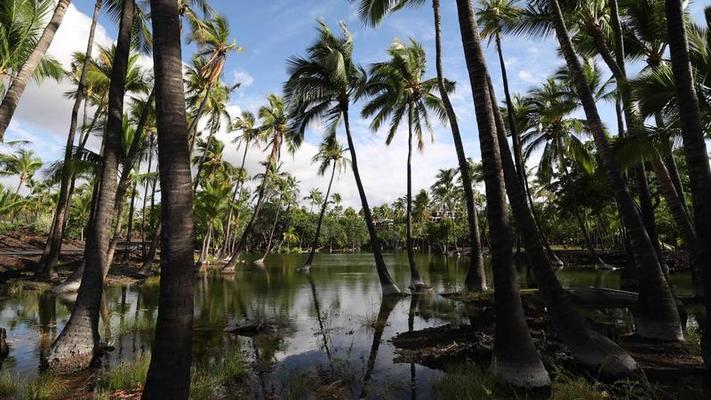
top-left (95, 353), bottom-right (151, 395)
top-left (551, 375), bottom-right (608, 400)
top-left (190, 348), bottom-right (248, 400)
top-left (0, 371), bottom-right (68, 400)
top-left (435, 363), bottom-right (501, 400)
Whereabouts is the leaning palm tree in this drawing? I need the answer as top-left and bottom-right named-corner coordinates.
top-left (47, 0), bottom-right (137, 371)
top-left (0, 0), bottom-right (70, 139)
top-left (353, 0), bottom-right (487, 291)
top-left (362, 38), bottom-right (446, 291)
top-left (284, 20), bottom-right (400, 295)
top-left (223, 94), bottom-right (302, 271)
top-left (0, 148), bottom-right (42, 195)
top-left (302, 134), bottom-right (349, 270)
top-left (546, 0), bottom-right (682, 341)
top-left (142, 0), bottom-right (195, 398)
top-left (454, 0), bottom-right (549, 387)
top-left (664, 0), bottom-right (711, 366)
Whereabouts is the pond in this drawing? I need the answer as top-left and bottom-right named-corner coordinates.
top-left (0, 253), bottom-right (698, 399)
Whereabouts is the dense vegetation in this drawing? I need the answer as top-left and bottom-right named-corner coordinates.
top-left (0, 0), bottom-right (710, 398)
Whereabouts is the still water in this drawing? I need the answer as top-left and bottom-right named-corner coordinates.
top-left (0, 253), bottom-right (696, 398)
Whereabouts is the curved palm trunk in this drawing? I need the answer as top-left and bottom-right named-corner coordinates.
top-left (548, 0), bottom-right (682, 341)
top-left (665, 0), bottom-right (711, 366)
top-left (191, 127), bottom-right (217, 191)
top-left (304, 163), bottom-right (336, 268)
top-left (46, 0), bottom-right (135, 372)
top-left (0, 0), bottom-right (71, 138)
top-left (139, 221), bottom-right (160, 275)
top-left (141, 137), bottom-right (155, 258)
top-left (406, 105), bottom-right (425, 289)
top-left (488, 77), bottom-right (637, 376)
top-left (431, 0), bottom-right (486, 292)
top-left (220, 141), bottom-right (249, 257)
top-left (342, 108), bottom-right (400, 295)
top-left (41, 0), bottom-right (103, 278)
top-left (257, 202), bottom-right (281, 263)
top-left (142, 0), bottom-right (195, 397)
top-left (223, 163), bottom-right (271, 271)
top-left (197, 226), bottom-right (212, 268)
top-left (455, 0), bottom-right (549, 387)
top-left (187, 80), bottom-right (214, 155)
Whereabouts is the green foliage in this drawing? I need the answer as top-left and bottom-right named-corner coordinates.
top-left (0, 371), bottom-right (68, 400)
top-left (434, 363), bottom-right (500, 400)
top-left (189, 347), bottom-right (248, 400)
top-left (95, 354), bottom-right (151, 394)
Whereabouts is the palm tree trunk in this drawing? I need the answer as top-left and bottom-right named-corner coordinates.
top-left (223, 163), bottom-right (271, 271)
top-left (258, 203), bottom-right (281, 262)
top-left (406, 104), bottom-right (425, 289)
top-left (124, 165), bottom-right (140, 264)
top-left (187, 80), bottom-right (214, 154)
top-left (198, 226), bottom-right (212, 267)
top-left (40, 0), bottom-right (103, 278)
top-left (487, 77), bottom-right (637, 375)
top-left (431, 0), bottom-right (486, 291)
top-left (304, 163), bottom-right (336, 268)
top-left (342, 107), bottom-right (400, 295)
top-left (0, 0), bottom-right (71, 138)
top-left (139, 221), bottom-right (160, 275)
top-left (142, 0), bottom-right (195, 397)
top-left (455, 0), bottom-right (549, 387)
top-left (548, 0), bottom-right (682, 341)
top-left (46, 0), bottom-right (135, 372)
top-left (665, 0), bottom-right (711, 365)
top-left (220, 141), bottom-right (249, 257)
top-left (192, 127), bottom-right (217, 191)
top-left (141, 136), bottom-right (155, 258)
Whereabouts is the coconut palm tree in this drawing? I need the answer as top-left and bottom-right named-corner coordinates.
top-left (284, 20), bottom-right (400, 295)
top-left (664, 0), bottom-right (711, 366)
top-left (0, 0), bottom-right (70, 139)
top-left (304, 188), bottom-right (323, 213)
top-left (185, 14), bottom-right (241, 149)
top-left (223, 94), bottom-right (302, 271)
top-left (354, 0), bottom-right (487, 291)
top-left (362, 38), bottom-right (446, 290)
top-left (454, 0), bottom-right (549, 387)
top-left (0, 147), bottom-right (41, 195)
top-left (142, 0), bottom-right (195, 397)
top-left (46, 0), bottom-right (137, 371)
top-left (546, 0), bottom-right (683, 341)
top-left (303, 135), bottom-right (349, 269)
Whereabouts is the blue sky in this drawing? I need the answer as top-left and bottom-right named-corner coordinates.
top-left (3, 0), bottom-right (708, 207)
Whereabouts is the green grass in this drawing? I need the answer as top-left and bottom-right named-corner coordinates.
top-left (95, 353), bottom-right (151, 395)
top-left (434, 363), bottom-right (502, 400)
top-left (189, 348), bottom-right (248, 400)
top-left (0, 371), bottom-right (68, 400)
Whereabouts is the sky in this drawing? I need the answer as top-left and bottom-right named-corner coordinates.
top-left (2, 0), bottom-right (708, 208)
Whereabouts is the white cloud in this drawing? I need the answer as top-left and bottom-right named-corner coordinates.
top-left (518, 69), bottom-right (535, 83)
top-left (232, 70), bottom-right (255, 88)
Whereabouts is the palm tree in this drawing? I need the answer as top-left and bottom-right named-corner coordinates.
top-left (521, 78), bottom-right (608, 267)
top-left (284, 21), bottom-right (400, 295)
top-left (363, 38), bottom-right (446, 290)
top-left (546, 0), bottom-right (683, 341)
top-left (304, 188), bottom-right (323, 213)
top-left (487, 75), bottom-right (638, 376)
top-left (256, 172), bottom-right (298, 264)
top-left (142, 0), bottom-right (195, 397)
top-left (303, 135), bottom-right (349, 269)
top-left (353, 0), bottom-right (487, 291)
top-left (0, 148), bottom-right (42, 195)
top-left (0, 0), bottom-right (64, 96)
top-left (454, 0), bottom-right (549, 387)
top-left (664, 0), bottom-right (711, 366)
top-left (220, 111), bottom-right (262, 257)
top-left (46, 0), bottom-right (137, 371)
top-left (431, 168), bottom-right (461, 254)
top-left (0, 0), bottom-right (70, 139)
top-left (223, 94), bottom-right (302, 271)
top-left (185, 14), bottom-right (240, 149)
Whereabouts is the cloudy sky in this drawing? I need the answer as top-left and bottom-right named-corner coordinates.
top-left (2, 0), bottom-right (707, 208)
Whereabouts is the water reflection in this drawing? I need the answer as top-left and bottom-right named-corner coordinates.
top-left (0, 253), bottom-right (697, 399)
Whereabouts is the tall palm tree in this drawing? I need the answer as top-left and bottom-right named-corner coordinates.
top-left (664, 0), bottom-right (711, 366)
top-left (223, 94), bottom-right (302, 271)
top-left (0, 147), bottom-right (41, 195)
top-left (487, 75), bottom-right (637, 376)
top-left (284, 21), bottom-right (400, 295)
top-left (353, 0), bottom-right (487, 291)
top-left (303, 134), bottom-right (349, 269)
top-left (363, 38), bottom-right (446, 290)
top-left (142, 0), bottom-right (195, 398)
top-left (304, 188), bottom-right (323, 213)
top-left (455, 0), bottom-right (549, 387)
top-left (46, 0), bottom-right (136, 371)
top-left (547, 0), bottom-right (683, 341)
top-left (0, 0), bottom-right (64, 96)
top-left (0, 0), bottom-right (70, 139)
top-left (185, 14), bottom-right (240, 149)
